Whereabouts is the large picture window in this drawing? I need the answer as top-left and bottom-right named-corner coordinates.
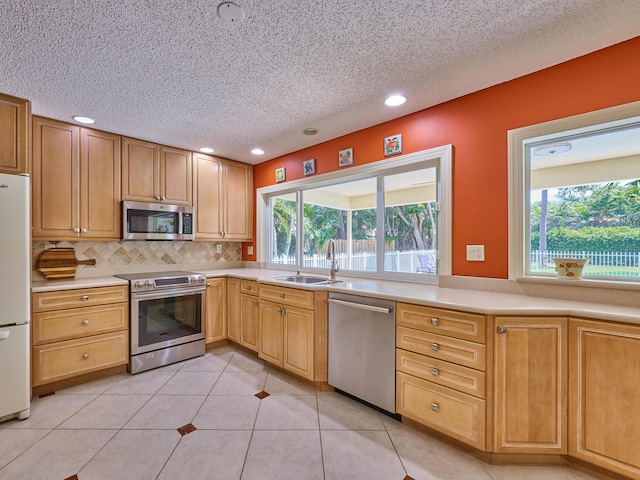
top-left (509, 102), bottom-right (640, 282)
top-left (259, 147), bottom-right (452, 282)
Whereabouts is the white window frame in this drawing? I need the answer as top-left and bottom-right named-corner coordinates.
top-left (256, 145), bottom-right (453, 283)
top-left (508, 100), bottom-right (640, 282)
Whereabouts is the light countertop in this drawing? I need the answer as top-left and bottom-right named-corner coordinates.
top-left (33, 268), bottom-right (640, 325)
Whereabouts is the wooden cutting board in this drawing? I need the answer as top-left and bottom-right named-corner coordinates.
top-left (36, 248), bottom-right (96, 279)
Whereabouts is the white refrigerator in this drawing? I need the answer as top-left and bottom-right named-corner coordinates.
top-left (0, 173), bottom-right (30, 422)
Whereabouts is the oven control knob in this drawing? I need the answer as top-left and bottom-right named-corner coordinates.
top-left (134, 282), bottom-right (143, 290)
top-left (198, 277), bottom-right (205, 284)
top-left (145, 281), bottom-right (153, 289)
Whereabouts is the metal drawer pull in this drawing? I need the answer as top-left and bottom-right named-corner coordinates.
top-left (82, 320), bottom-right (89, 325)
top-left (81, 295), bottom-right (89, 301)
top-left (431, 403), bottom-right (439, 412)
top-left (431, 343), bottom-right (439, 351)
top-left (431, 368), bottom-right (439, 376)
top-left (497, 325), bottom-right (507, 334)
top-left (83, 353), bottom-right (90, 360)
top-left (431, 318), bottom-right (439, 326)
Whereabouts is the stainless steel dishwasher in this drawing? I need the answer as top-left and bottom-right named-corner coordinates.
top-left (328, 292), bottom-right (396, 414)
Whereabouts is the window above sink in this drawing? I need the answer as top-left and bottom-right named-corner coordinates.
top-left (256, 146), bottom-right (452, 284)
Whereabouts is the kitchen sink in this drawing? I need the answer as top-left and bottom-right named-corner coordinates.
top-left (271, 275), bottom-right (342, 285)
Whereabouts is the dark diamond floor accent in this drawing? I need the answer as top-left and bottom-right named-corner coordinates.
top-left (403, 476), bottom-right (415, 480)
top-left (177, 423), bottom-right (197, 436)
top-left (64, 475), bottom-right (79, 480)
top-left (255, 390), bottom-right (270, 399)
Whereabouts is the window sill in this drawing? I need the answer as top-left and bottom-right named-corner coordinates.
top-left (516, 275), bottom-right (640, 292)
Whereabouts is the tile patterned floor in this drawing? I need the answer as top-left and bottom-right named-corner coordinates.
top-left (0, 345), bottom-right (598, 480)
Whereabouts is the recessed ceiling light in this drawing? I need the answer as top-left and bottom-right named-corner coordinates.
top-left (251, 148), bottom-right (264, 155)
top-left (303, 128), bottom-right (318, 135)
top-left (533, 142), bottom-right (572, 156)
top-left (385, 95), bottom-right (406, 107)
top-left (72, 116), bottom-right (95, 124)
top-left (218, 2), bottom-right (244, 22)
top-left (199, 147), bottom-right (214, 154)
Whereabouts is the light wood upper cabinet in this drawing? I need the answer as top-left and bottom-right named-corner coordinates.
top-left (122, 138), bottom-right (192, 205)
top-left (493, 317), bottom-right (567, 454)
top-left (205, 277), bottom-right (227, 343)
top-left (569, 319), bottom-right (640, 479)
top-left (0, 93), bottom-right (30, 175)
top-left (161, 146), bottom-right (192, 205)
top-left (193, 153), bottom-right (253, 241)
top-left (32, 117), bottom-right (121, 240)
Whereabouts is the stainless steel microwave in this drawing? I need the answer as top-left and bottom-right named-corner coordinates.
top-left (122, 201), bottom-right (194, 240)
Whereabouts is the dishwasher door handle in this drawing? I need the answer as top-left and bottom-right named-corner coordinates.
top-left (328, 298), bottom-right (392, 314)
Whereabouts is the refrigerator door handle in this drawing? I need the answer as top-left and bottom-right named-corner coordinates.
top-left (0, 330), bottom-right (9, 340)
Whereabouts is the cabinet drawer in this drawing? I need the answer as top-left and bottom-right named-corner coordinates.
top-left (396, 348), bottom-right (485, 398)
top-left (33, 285), bottom-right (129, 312)
top-left (397, 326), bottom-right (486, 371)
top-left (397, 371), bottom-right (486, 450)
top-left (259, 285), bottom-right (314, 309)
top-left (32, 303), bottom-right (128, 345)
top-left (33, 331), bottom-right (128, 386)
top-left (397, 303), bottom-right (485, 343)
top-left (240, 280), bottom-right (259, 296)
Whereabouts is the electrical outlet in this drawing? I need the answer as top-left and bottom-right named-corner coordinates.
top-left (216, 244), bottom-right (222, 254)
top-left (247, 245), bottom-right (254, 255)
top-left (466, 245), bottom-right (485, 261)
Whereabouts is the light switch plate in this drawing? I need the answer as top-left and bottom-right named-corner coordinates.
top-left (216, 244), bottom-right (223, 254)
top-left (247, 245), bottom-right (254, 255)
top-left (466, 245), bottom-right (485, 261)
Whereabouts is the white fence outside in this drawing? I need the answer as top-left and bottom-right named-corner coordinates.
top-left (530, 250), bottom-right (640, 277)
top-left (272, 249), bottom-right (437, 274)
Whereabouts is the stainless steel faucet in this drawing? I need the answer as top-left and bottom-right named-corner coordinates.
top-left (326, 239), bottom-right (339, 280)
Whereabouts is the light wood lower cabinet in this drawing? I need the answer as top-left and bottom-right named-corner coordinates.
top-left (227, 278), bottom-right (259, 351)
top-left (569, 319), bottom-right (640, 479)
top-left (258, 284), bottom-right (327, 382)
top-left (31, 285), bottom-right (129, 386)
top-left (493, 317), bottom-right (567, 454)
top-left (397, 371), bottom-right (486, 449)
top-left (205, 277), bottom-right (227, 343)
top-left (395, 303), bottom-right (487, 450)
top-left (239, 293), bottom-right (259, 350)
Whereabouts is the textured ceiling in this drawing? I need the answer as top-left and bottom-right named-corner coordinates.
top-left (1, 1), bottom-right (640, 165)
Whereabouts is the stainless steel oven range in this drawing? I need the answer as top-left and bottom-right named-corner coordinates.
top-left (116, 271), bottom-right (206, 373)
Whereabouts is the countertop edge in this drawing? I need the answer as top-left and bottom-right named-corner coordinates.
top-left (32, 268), bottom-right (640, 325)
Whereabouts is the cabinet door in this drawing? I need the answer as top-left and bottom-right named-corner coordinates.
top-left (122, 137), bottom-right (160, 202)
top-left (79, 128), bottom-right (121, 239)
top-left (283, 306), bottom-right (314, 380)
top-left (240, 294), bottom-right (259, 351)
top-left (205, 278), bottom-right (227, 343)
top-left (227, 278), bottom-right (241, 342)
top-left (494, 317), bottom-right (567, 454)
top-left (160, 146), bottom-right (192, 206)
top-left (0, 93), bottom-right (29, 175)
top-left (223, 160), bottom-right (253, 240)
top-left (32, 117), bottom-right (80, 239)
top-left (258, 300), bottom-right (283, 366)
top-left (193, 152), bottom-right (223, 239)
top-left (569, 319), bottom-right (640, 478)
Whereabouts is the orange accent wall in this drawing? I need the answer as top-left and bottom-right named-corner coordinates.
top-left (247, 36), bottom-right (640, 278)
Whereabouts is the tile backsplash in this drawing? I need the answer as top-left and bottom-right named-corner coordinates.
top-left (32, 240), bottom-right (242, 278)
